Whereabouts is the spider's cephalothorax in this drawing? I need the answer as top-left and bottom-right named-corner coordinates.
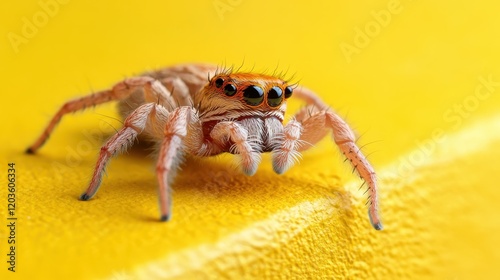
top-left (26, 64), bottom-right (382, 230)
top-left (194, 73), bottom-right (294, 165)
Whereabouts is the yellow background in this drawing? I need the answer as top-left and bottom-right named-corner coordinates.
top-left (1, 0), bottom-right (500, 279)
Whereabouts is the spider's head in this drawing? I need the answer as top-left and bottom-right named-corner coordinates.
top-left (198, 72), bottom-right (294, 113)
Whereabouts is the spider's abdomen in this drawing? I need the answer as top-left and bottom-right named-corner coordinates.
top-left (117, 64), bottom-right (216, 120)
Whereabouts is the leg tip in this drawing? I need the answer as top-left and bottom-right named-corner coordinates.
top-left (160, 214), bottom-right (170, 222)
top-left (272, 165), bottom-right (285, 175)
top-left (272, 160), bottom-right (289, 175)
top-left (242, 166), bottom-right (258, 176)
top-left (372, 222), bottom-right (383, 231)
top-left (369, 210), bottom-right (383, 230)
top-left (25, 147), bottom-right (35, 154)
top-left (80, 193), bottom-right (92, 201)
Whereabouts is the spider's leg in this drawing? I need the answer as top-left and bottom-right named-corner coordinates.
top-left (291, 85), bottom-right (330, 110)
top-left (80, 103), bottom-right (169, 201)
top-left (160, 77), bottom-right (192, 106)
top-left (272, 85), bottom-right (331, 173)
top-left (26, 76), bottom-right (162, 153)
top-left (155, 106), bottom-right (194, 221)
top-left (272, 93), bottom-right (326, 174)
top-left (274, 88), bottom-right (382, 230)
top-left (210, 121), bottom-right (262, 176)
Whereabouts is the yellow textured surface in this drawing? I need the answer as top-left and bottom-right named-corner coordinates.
top-left (1, 0), bottom-right (500, 279)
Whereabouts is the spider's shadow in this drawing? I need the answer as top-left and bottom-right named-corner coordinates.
top-left (27, 135), bottom-right (351, 225)
top-left (124, 139), bottom-right (262, 194)
top-left (120, 138), bottom-right (344, 200)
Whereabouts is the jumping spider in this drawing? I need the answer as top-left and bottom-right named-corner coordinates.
top-left (26, 64), bottom-right (382, 230)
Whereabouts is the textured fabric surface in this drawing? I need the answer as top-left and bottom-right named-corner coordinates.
top-left (1, 1), bottom-right (500, 279)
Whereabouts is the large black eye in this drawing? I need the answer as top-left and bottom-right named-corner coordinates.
top-left (243, 85), bottom-right (264, 106)
top-left (215, 78), bottom-right (224, 88)
top-left (267, 86), bottom-right (283, 107)
top-left (285, 86), bottom-right (293, 98)
top-left (224, 83), bottom-right (237, 96)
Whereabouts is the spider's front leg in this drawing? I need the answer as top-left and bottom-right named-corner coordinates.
top-left (273, 105), bottom-right (382, 230)
top-left (156, 106), bottom-right (195, 221)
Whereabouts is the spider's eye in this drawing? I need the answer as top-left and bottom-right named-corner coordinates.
top-left (215, 78), bottom-right (224, 88)
top-left (224, 83), bottom-right (237, 96)
top-left (285, 86), bottom-right (293, 98)
top-left (243, 85), bottom-right (264, 106)
top-left (267, 86), bottom-right (283, 107)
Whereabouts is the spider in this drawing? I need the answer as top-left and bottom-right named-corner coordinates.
top-left (26, 63), bottom-right (382, 230)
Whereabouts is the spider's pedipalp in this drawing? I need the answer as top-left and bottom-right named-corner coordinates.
top-left (210, 121), bottom-right (262, 176)
top-left (272, 119), bottom-right (303, 174)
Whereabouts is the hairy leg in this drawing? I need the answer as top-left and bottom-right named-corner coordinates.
top-left (80, 103), bottom-right (170, 200)
top-left (210, 121), bottom-right (261, 176)
top-left (155, 106), bottom-right (194, 221)
top-left (292, 86), bottom-right (330, 110)
top-left (274, 105), bottom-right (382, 230)
top-left (27, 76), bottom-right (165, 153)
top-left (159, 77), bottom-right (192, 107)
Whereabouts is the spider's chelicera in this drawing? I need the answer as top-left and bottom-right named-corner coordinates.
top-left (26, 63), bottom-right (382, 230)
